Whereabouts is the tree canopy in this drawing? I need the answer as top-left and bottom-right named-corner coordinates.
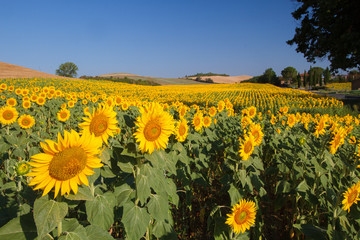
top-left (281, 66), bottom-right (297, 84)
top-left (287, 0), bottom-right (360, 71)
top-left (56, 62), bottom-right (78, 78)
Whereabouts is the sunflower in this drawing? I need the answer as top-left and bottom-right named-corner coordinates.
top-left (27, 130), bottom-right (103, 197)
top-left (329, 127), bottom-right (346, 154)
top-left (0, 106), bottom-right (19, 125)
top-left (203, 116), bottom-right (212, 128)
top-left (287, 114), bottom-right (296, 128)
top-left (217, 101), bottom-right (225, 112)
top-left (342, 182), bottom-right (360, 212)
top-left (79, 103), bottom-right (119, 144)
top-left (134, 102), bottom-right (174, 153)
top-left (249, 123), bottom-right (263, 146)
top-left (247, 106), bottom-right (257, 119)
top-left (18, 114), bottom-right (35, 129)
top-left (68, 100), bottom-right (75, 108)
top-left (314, 117), bottom-right (328, 138)
top-left (192, 112), bottom-right (203, 132)
top-left (22, 100), bottom-right (31, 109)
top-left (178, 105), bottom-right (188, 118)
top-left (6, 98), bottom-right (17, 106)
top-left (36, 97), bottom-right (46, 106)
top-left (57, 108), bottom-right (71, 122)
top-left (175, 118), bottom-right (189, 142)
top-left (121, 102), bottom-right (129, 111)
top-left (16, 162), bottom-right (30, 176)
top-left (239, 134), bottom-right (255, 161)
top-left (208, 106), bottom-right (217, 117)
top-left (226, 199), bottom-right (257, 234)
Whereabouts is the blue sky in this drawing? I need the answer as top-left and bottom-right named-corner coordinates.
top-left (0, 0), bottom-right (332, 78)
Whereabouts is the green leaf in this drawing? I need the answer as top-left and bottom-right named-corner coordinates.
top-left (116, 154), bottom-right (136, 173)
top-left (59, 218), bottom-right (88, 240)
top-left (293, 224), bottom-right (327, 240)
top-left (114, 183), bottom-right (134, 206)
top-left (122, 202), bottom-right (150, 240)
top-left (0, 213), bottom-right (37, 240)
top-left (213, 216), bottom-right (229, 240)
top-left (33, 196), bottom-right (68, 238)
top-left (147, 193), bottom-right (169, 221)
top-left (65, 185), bottom-right (94, 201)
top-left (296, 180), bottom-right (309, 193)
top-left (85, 225), bottom-right (114, 240)
top-left (100, 148), bottom-right (111, 166)
top-left (152, 219), bottom-right (176, 239)
top-left (136, 164), bottom-right (151, 204)
top-left (228, 184), bottom-right (241, 206)
top-left (275, 180), bottom-right (291, 194)
top-left (85, 192), bottom-right (115, 231)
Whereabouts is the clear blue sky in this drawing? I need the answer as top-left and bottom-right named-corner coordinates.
top-left (0, 0), bottom-right (332, 78)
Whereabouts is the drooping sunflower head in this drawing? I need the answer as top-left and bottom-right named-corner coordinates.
top-left (249, 123), bottom-right (263, 146)
top-left (57, 108), bottom-right (71, 122)
top-left (0, 105), bottom-right (19, 125)
top-left (226, 199), bottom-right (257, 234)
top-left (239, 134), bottom-right (255, 161)
top-left (217, 101), bottom-right (225, 112)
top-left (27, 130), bottom-right (103, 198)
top-left (314, 117), bottom-right (328, 138)
top-left (133, 102), bottom-right (175, 154)
top-left (79, 103), bottom-right (119, 144)
top-left (342, 182), bottom-right (360, 212)
top-left (329, 127), bottom-right (346, 154)
top-left (18, 114), bottom-right (35, 129)
top-left (175, 118), bottom-right (189, 142)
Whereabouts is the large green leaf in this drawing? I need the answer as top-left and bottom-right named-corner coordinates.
top-left (33, 197), bottom-right (68, 238)
top-left (0, 213), bottom-right (37, 240)
top-left (65, 185), bottom-right (94, 201)
top-left (228, 184), bottom-right (241, 206)
top-left (293, 224), bottom-right (327, 240)
top-left (136, 164), bottom-right (151, 204)
top-left (147, 193), bottom-right (169, 221)
top-left (114, 183), bottom-right (134, 206)
top-left (85, 192), bottom-right (115, 231)
top-left (59, 218), bottom-right (88, 240)
top-left (122, 202), bottom-right (150, 240)
top-left (152, 219), bottom-right (176, 239)
top-left (85, 225), bottom-right (114, 240)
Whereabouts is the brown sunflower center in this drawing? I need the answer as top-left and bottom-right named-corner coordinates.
top-left (22, 118), bottom-right (30, 126)
top-left (60, 112), bottom-right (68, 119)
top-left (49, 147), bottom-right (87, 181)
top-left (235, 210), bottom-right (248, 225)
top-left (348, 190), bottom-right (358, 203)
top-left (244, 140), bottom-right (253, 154)
top-left (194, 118), bottom-right (201, 126)
top-left (3, 110), bottom-right (14, 120)
top-left (144, 120), bottom-right (161, 141)
top-left (253, 131), bottom-right (259, 140)
top-left (90, 113), bottom-right (108, 137)
top-left (179, 124), bottom-right (186, 136)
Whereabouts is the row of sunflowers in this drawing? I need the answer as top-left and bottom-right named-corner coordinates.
top-left (0, 78), bottom-right (359, 239)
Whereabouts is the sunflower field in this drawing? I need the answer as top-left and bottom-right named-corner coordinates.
top-left (0, 78), bottom-right (360, 240)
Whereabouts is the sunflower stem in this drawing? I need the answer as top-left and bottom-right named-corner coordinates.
top-left (56, 195), bottom-right (63, 237)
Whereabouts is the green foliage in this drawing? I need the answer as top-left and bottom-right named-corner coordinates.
top-left (56, 62), bottom-right (79, 78)
top-left (287, 0), bottom-right (360, 71)
top-left (281, 66), bottom-right (297, 85)
top-left (186, 72), bottom-right (229, 78)
top-left (80, 76), bottom-right (161, 86)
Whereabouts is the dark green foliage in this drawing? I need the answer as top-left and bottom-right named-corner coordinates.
top-left (79, 76), bottom-right (161, 86)
top-left (287, 0), bottom-right (360, 71)
top-left (185, 72), bottom-right (229, 78)
top-left (281, 66), bottom-right (297, 85)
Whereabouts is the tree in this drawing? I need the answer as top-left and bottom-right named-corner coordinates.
top-left (56, 62), bottom-right (78, 78)
top-left (297, 73), bottom-right (301, 89)
top-left (323, 67), bottom-right (331, 85)
top-left (258, 68), bottom-right (280, 86)
top-left (287, 0), bottom-right (360, 71)
top-left (281, 66), bottom-right (297, 85)
top-left (308, 67), bottom-right (324, 87)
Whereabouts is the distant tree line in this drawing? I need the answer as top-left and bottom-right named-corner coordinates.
top-left (185, 72), bottom-right (229, 78)
top-left (194, 77), bottom-right (214, 83)
top-left (79, 76), bottom-right (160, 86)
top-left (242, 66), bottom-right (360, 89)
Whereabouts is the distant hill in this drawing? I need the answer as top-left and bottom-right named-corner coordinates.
top-left (187, 75), bottom-right (253, 84)
top-left (97, 73), bottom-right (206, 85)
top-left (0, 61), bottom-right (71, 79)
